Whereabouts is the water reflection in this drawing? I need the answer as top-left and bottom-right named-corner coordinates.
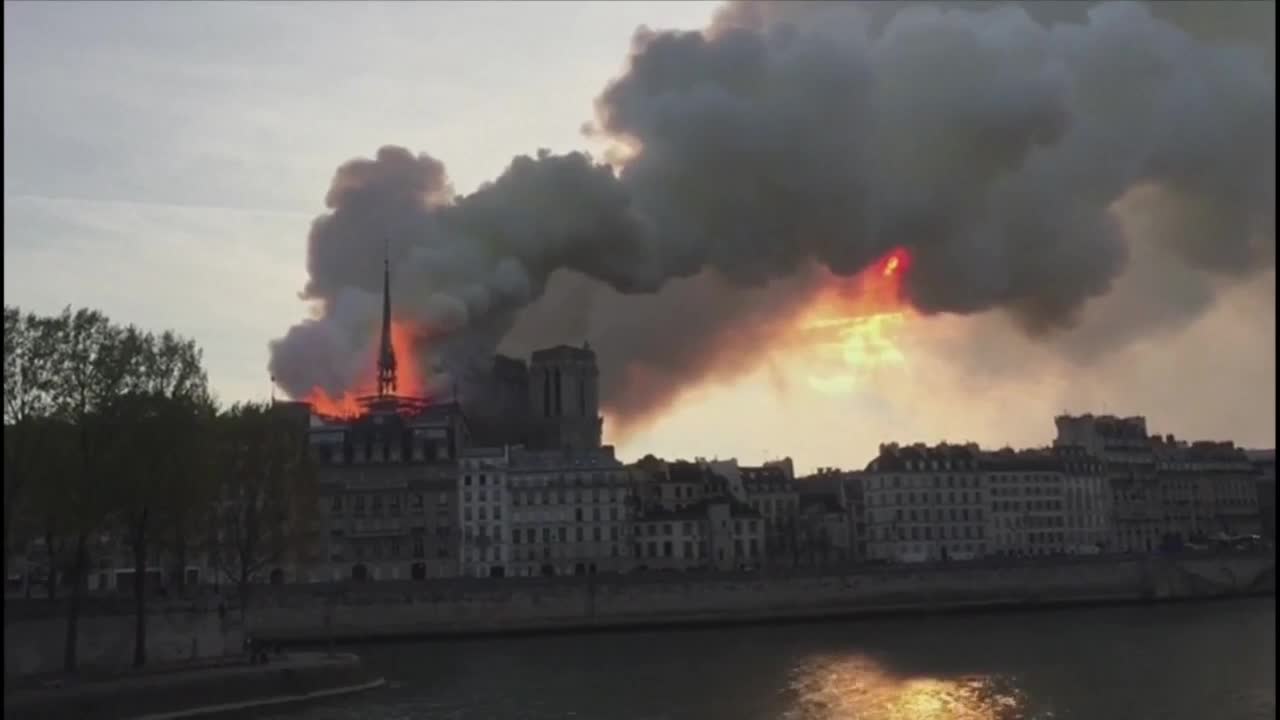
top-left (253, 599), bottom-right (1273, 720)
top-left (785, 655), bottom-right (1046, 720)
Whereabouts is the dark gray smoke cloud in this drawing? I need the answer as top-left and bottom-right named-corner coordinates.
top-left (269, 1), bottom-right (1274, 432)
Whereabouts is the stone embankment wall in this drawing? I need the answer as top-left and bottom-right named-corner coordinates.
top-left (5, 554), bottom-right (1272, 673)
top-left (250, 553), bottom-right (1275, 644)
top-left (4, 604), bottom-right (243, 677)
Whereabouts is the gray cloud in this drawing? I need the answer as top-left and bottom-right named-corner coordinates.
top-left (269, 1), bottom-right (1274, 430)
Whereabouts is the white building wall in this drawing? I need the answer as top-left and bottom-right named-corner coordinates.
top-left (987, 471), bottom-right (1068, 556)
top-left (862, 465), bottom-right (987, 563)
top-left (459, 448), bottom-right (511, 578)
top-left (507, 457), bottom-right (633, 577)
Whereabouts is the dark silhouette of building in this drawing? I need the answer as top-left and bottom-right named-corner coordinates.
top-left (527, 343), bottom-right (602, 451)
top-left (377, 245), bottom-right (397, 398)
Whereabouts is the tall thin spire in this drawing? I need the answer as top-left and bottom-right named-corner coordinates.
top-left (377, 239), bottom-right (397, 397)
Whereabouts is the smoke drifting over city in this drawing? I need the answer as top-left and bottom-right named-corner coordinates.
top-left (268, 0), bottom-right (1275, 435)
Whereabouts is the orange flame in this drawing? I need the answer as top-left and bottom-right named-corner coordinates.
top-left (306, 388), bottom-right (364, 419)
top-left (390, 321), bottom-right (428, 397)
top-left (802, 248), bottom-right (913, 393)
top-left (303, 319), bottom-right (430, 419)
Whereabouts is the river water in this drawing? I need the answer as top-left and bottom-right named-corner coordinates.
top-left (259, 598), bottom-right (1274, 720)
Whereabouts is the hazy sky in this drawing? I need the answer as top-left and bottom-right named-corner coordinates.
top-left (5, 1), bottom-right (1274, 473)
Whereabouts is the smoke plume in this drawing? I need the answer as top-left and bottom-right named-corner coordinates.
top-left (268, 0), bottom-right (1275, 435)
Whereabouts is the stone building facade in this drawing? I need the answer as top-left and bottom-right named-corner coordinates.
top-left (1150, 438), bottom-right (1262, 542)
top-left (1055, 414), bottom-right (1163, 552)
top-left (1247, 449), bottom-right (1276, 540)
top-left (527, 345), bottom-right (603, 452)
top-left (309, 401), bottom-right (465, 582)
top-left (1057, 414), bottom-right (1262, 550)
top-left (860, 443), bottom-right (988, 563)
top-left (505, 446), bottom-right (635, 577)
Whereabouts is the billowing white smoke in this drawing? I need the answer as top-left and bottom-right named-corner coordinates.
top-left (268, 1), bottom-right (1274, 427)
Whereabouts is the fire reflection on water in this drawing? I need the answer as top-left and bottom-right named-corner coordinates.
top-left (783, 654), bottom-right (1048, 720)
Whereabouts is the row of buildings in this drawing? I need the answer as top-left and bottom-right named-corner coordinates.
top-left (300, 370), bottom-right (1273, 581)
top-left (857, 415), bottom-right (1268, 564)
top-left (261, 252), bottom-right (1278, 579)
top-left (10, 262), bottom-right (1271, 593)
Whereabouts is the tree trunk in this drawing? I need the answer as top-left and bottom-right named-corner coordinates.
top-left (3, 504), bottom-right (11, 589)
top-left (238, 568), bottom-right (250, 624)
top-left (44, 524), bottom-right (58, 603)
top-left (172, 527), bottom-right (187, 596)
top-left (63, 532), bottom-right (87, 673)
top-left (132, 510), bottom-right (148, 667)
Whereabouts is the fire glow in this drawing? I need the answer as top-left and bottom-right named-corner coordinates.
top-left (304, 320), bottom-right (429, 418)
top-left (802, 247), bottom-right (913, 394)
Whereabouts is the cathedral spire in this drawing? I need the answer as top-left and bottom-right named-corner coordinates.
top-left (377, 240), bottom-right (397, 397)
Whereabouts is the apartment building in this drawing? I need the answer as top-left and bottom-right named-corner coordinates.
top-left (860, 443), bottom-right (988, 563)
top-left (1058, 415), bottom-right (1263, 551)
top-left (1152, 439), bottom-right (1262, 541)
top-left (1247, 449), bottom-right (1275, 540)
top-left (633, 508), bottom-right (710, 571)
top-left (458, 446), bottom-right (511, 578)
top-left (737, 463), bottom-right (800, 566)
top-left (310, 400), bottom-right (465, 582)
top-left (505, 446), bottom-right (635, 577)
top-left (984, 449), bottom-right (1070, 556)
top-left (1058, 445), bottom-right (1112, 552)
top-left (1055, 414), bottom-right (1162, 552)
